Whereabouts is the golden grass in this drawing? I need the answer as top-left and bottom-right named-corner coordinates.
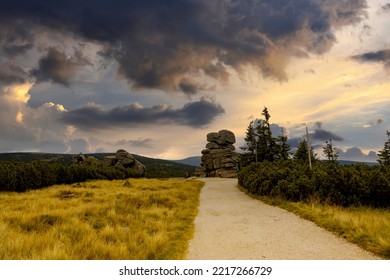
top-left (237, 185), bottom-right (390, 259)
top-left (0, 178), bottom-right (203, 260)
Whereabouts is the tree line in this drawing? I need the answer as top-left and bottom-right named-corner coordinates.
top-left (238, 107), bottom-right (390, 208)
top-left (0, 157), bottom-right (196, 192)
top-left (0, 160), bottom-right (142, 192)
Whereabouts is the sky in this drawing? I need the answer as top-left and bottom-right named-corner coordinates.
top-left (0, 0), bottom-right (390, 161)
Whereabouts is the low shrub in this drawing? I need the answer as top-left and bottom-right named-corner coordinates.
top-left (239, 161), bottom-right (390, 208)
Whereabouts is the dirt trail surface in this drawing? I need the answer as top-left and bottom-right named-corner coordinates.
top-left (187, 178), bottom-right (380, 260)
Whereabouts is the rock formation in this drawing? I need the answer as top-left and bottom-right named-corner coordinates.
top-left (104, 149), bottom-right (146, 177)
top-left (72, 152), bottom-right (86, 164)
top-left (196, 130), bottom-right (240, 178)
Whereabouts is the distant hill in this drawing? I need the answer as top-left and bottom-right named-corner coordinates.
top-left (337, 160), bottom-right (378, 166)
top-left (169, 156), bottom-right (201, 167)
top-left (0, 152), bottom-right (196, 178)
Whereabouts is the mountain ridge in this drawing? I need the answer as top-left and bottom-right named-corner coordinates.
top-left (0, 152), bottom-right (197, 178)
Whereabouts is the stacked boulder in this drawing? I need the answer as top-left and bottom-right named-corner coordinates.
top-left (72, 152), bottom-right (86, 164)
top-left (103, 149), bottom-right (146, 177)
top-left (196, 130), bottom-right (240, 178)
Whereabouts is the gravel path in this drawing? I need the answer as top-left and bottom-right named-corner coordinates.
top-left (187, 178), bottom-right (380, 260)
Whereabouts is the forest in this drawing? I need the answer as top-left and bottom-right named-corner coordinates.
top-left (238, 108), bottom-right (390, 208)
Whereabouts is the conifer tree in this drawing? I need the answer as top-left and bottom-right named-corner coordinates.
top-left (275, 129), bottom-right (291, 160)
top-left (241, 120), bottom-right (257, 161)
top-left (294, 139), bottom-right (316, 162)
top-left (377, 130), bottom-right (390, 166)
top-left (242, 107), bottom-right (290, 163)
top-left (323, 139), bottom-right (339, 162)
top-left (255, 107), bottom-right (275, 161)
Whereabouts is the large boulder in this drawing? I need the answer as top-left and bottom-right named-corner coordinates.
top-left (196, 130), bottom-right (240, 178)
top-left (217, 129), bottom-right (236, 145)
top-left (115, 149), bottom-right (136, 167)
top-left (104, 149), bottom-right (145, 177)
top-left (206, 132), bottom-right (219, 143)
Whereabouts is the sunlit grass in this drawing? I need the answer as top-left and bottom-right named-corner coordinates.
top-left (237, 185), bottom-right (390, 259)
top-left (0, 178), bottom-right (203, 260)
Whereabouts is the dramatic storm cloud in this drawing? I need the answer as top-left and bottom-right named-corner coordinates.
top-left (62, 98), bottom-right (225, 130)
top-left (0, 0), bottom-right (367, 93)
top-left (0, 62), bottom-right (28, 85)
top-left (2, 0), bottom-right (389, 161)
top-left (31, 47), bottom-right (90, 86)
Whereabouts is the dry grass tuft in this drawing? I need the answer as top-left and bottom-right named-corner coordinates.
top-left (0, 178), bottom-right (203, 260)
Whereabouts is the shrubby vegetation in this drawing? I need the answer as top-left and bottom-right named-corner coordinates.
top-left (239, 108), bottom-right (390, 208)
top-left (239, 161), bottom-right (390, 208)
top-left (0, 153), bottom-right (196, 192)
top-left (0, 160), bottom-right (142, 192)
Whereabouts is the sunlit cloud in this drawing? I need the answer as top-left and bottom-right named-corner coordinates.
top-left (4, 82), bottom-right (33, 103)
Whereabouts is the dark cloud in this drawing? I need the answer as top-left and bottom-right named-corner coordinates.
top-left (352, 49), bottom-right (390, 69)
top-left (30, 47), bottom-right (90, 86)
top-left (0, 20), bottom-right (35, 58)
top-left (178, 79), bottom-right (199, 96)
top-left (0, 0), bottom-right (367, 93)
top-left (3, 42), bottom-right (34, 57)
top-left (0, 62), bottom-right (29, 85)
top-left (61, 98), bottom-right (225, 130)
top-left (311, 122), bottom-right (344, 142)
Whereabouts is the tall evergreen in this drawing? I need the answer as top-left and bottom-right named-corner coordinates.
top-left (377, 130), bottom-right (390, 166)
top-left (242, 107), bottom-right (290, 163)
top-left (294, 139), bottom-right (316, 163)
top-left (241, 120), bottom-right (257, 161)
top-left (275, 129), bottom-right (291, 160)
top-left (323, 139), bottom-right (339, 162)
top-left (255, 107), bottom-right (275, 161)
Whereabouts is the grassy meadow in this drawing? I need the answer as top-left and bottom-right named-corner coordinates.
top-left (0, 178), bottom-right (203, 260)
top-left (238, 185), bottom-right (390, 259)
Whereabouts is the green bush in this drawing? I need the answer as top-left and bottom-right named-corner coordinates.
top-left (239, 161), bottom-right (390, 208)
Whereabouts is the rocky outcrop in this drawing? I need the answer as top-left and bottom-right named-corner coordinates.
top-left (71, 149), bottom-right (145, 177)
top-left (196, 130), bottom-right (240, 178)
top-left (72, 153), bottom-right (86, 164)
top-left (104, 149), bottom-right (146, 177)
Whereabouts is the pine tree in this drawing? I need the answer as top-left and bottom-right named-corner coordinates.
top-left (242, 107), bottom-right (290, 163)
top-left (377, 130), bottom-right (390, 166)
top-left (275, 129), bottom-right (291, 160)
top-left (253, 108), bottom-right (271, 161)
top-left (294, 139), bottom-right (316, 162)
top-left (323, 139), bottom-right (339, 162)
top-left (241, 120), bottom-right (257, 162)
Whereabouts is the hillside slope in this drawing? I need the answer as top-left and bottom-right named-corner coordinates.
top-left (0, 152), bottom-right (196, 178)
